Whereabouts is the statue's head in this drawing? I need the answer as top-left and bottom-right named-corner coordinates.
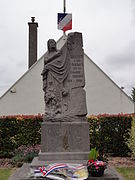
top-left (47, 39), bottom-right (56, 52)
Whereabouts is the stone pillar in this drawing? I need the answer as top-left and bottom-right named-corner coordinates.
top-left (28, 17), bottom-right (38, 68)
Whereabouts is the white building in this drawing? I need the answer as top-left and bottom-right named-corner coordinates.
top-left (0, 35), bottom-right (134, 116)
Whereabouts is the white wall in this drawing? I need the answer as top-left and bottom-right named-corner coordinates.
top-left (0, 37), bottom-right (134, 115)
top-left (84, 54), bottom-right (134, 115)
top-left (0, 56), bottom-right (44, 115)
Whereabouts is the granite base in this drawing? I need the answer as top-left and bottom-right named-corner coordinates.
top-left (40, 121), bottom-right (90, 162)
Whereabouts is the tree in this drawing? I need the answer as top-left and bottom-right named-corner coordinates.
top-left (131, 87), bottom-right (135, 102)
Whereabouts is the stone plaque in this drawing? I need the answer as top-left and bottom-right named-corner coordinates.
top-left (67, 32), bottom-right (85, 88)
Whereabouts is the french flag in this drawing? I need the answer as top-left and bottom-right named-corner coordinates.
top-left (58, 13), bottom-right (72, 32)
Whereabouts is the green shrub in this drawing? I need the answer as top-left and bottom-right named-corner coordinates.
top-left (11, 153), bottom-right (24, 167)
top-left (0, 115), bottom-right (42, 158)
top-left (11, 145), bottom-right (40, 166)
top-left (88, 114), bottom-right (132, 156)
top-left (0, 117), bottom-right (18, 157)
top-left (126, 117), bottom-right (135, 159)
top-left (24, 152), bottom-right (38, 163)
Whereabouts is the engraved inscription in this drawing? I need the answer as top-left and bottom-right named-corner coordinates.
top-left (70, 55), bottom-right (84, 85)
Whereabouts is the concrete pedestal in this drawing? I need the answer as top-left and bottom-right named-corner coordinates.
top-left (38, 121), bottom-right (90, 163)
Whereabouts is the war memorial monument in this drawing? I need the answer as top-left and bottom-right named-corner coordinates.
top-left (10, 32), bottom-right (122, 180)
top-left (10, 33), bottom-right (121, 180)
top-left (10, 32), bottom-right (121, 180)
top-left (10, 2), bottom-right (122, 179)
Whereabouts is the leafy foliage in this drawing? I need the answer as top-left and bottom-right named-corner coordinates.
top-left (126, 117), bottom-right (135, 159)
top-left (88, 148), bottom-right (99, 161)
top-left (88, 114), bottom-right (133, 156)
top-left (11, 145), bottom-right (40, 167)
top-left (0, 115), bottom-right (42, 158)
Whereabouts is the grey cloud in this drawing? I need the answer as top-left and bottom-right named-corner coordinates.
top-left (16, 59), bottom-right (26, 67)
top-left (0, 68), bottom-right (4, 74)
top-left (105, 40), bottom-right (135, 69)
top-left (101, 39), bottom-right (135, 95)
top-left (131, 0), bottom-right (135, 24)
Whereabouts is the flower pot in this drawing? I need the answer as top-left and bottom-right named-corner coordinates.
top-left (87, 160), bottom-right (107, 177)
top-left (90, 168), bottom-right (105, 177)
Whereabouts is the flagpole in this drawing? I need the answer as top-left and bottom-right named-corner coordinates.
top-left (63, 0), bottom-right (66, 13)
top-left (63, 0), bottom-right (66, 37)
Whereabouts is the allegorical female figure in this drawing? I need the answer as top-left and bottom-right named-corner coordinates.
top-left (41, 39), bottom-right (69, 119)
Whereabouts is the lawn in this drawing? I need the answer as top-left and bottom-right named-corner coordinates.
top-left (0, 168), bottom-right (13, 180)
top-left (116, 167), bottom-right (135, 180)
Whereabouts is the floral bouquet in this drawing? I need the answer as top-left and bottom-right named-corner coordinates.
top-left (87, 160), bottom-right (107, 177)
top-left (87, 148), bottom-right (107, 177)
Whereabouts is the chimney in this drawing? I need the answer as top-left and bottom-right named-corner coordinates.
top-left (28, 17), bottom-right (38, 68)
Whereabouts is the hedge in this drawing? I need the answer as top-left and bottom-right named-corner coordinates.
top-left (126, 116), bottom-right (135, 159)
top-left (0, 114), bottom-right (134, 158)
top-left (88, 114), bottom-right (133, 157)
top-left (0, 115), bottom-right (43, 157)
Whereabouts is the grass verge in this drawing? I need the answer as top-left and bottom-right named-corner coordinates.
top-left (0, 168), bottom-right (13, 180)
top-left (116, 167), bottom-right (135, 180)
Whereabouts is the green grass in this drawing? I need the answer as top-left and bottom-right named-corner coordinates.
top-left (0, 168), bottom-right (13, 180)
top-left (116, 167), bottom-right (135, 180)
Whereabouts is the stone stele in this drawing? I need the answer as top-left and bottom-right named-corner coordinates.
top-left (38, 32), bottom-right (89, 164)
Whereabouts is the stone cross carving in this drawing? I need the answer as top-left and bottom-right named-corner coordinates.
top-left (41, 32), bottom-right (87, 121)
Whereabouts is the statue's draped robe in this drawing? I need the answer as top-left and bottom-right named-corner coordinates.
top-left (45, 45), bottom-right (69, 84)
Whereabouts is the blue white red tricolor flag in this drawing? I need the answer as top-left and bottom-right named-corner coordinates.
top-left (58, 13), bottom-right (72, 32)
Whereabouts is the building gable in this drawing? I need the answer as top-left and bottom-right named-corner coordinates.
top-left (0, 36), bottom-right (134, 115)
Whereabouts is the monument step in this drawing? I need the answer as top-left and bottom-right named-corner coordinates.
top-left (38, 151), bottom-right (89, 162)
top-left (31, 157), bottom-right (88, 168)
top-left (10, 163), bottom-right (123, 180)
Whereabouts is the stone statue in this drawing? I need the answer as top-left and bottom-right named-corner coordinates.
top-left (41, 32), bottom-right (87, 121)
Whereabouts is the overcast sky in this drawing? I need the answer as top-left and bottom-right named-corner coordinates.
top-left (0, 0), bottom-right (135, 97)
